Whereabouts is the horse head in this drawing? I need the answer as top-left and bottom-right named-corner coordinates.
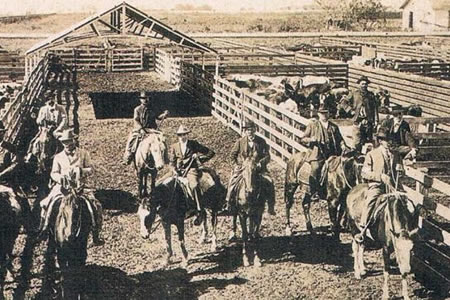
top-left (138, 183), bottom-right (165, 239)
top-left (386, 193), bottom-right (420, 275)
top-left (241, 155), bottom-right (260, 198)
top-left (34, 126), bottom-right (57, 173)
top-left (54, 190), bottom-right (85, 247)
top-left (140, 131), bottom-right (168, 171)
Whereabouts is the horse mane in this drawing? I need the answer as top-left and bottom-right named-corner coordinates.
top-left (55, 193), bottom-right (89, 244)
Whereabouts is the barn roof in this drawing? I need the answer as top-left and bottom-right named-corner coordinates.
top-left (26, 2), bottom-right (216, 55)
top-left (400, 0), bottom-right (450, 10)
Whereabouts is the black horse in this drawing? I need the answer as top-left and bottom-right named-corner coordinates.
top-left (46, 183), bottom-right (92, 299)
top-left (138, 169), bottom-right (225, 267)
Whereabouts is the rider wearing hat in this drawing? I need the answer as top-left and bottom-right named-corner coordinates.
top-left (356, 127), bottom-right (400, 243)
top-left (39, 129), bottom-right (104, 245)
top-left (36, 90), bottom-right (67, 138)
top-left (169, 125), bottom-right (215, 225)
top-left (351, 75), bottom-right (379, 153)
top-left (380, 109), bottom-right (417, 160)
top-left (124, 91), bottom-right (169, 165)
top-left (224, 120), bottom-right (275, 215)
top-left (301, 104), bottom-right (349, 203)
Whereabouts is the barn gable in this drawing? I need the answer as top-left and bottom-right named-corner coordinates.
top-left (26, 1), bottom-right (216, 55)
top-left (400, 0), bottom-right (450, 31)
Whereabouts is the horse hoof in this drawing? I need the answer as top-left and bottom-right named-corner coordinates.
top-left (140, 229), bottom-right (149, 239)
top-left (254, 256), bottom-right (262, 267)
top-left (228, 234), bottom-right (238, 242)
top-left (354, 273), bottom-right (361, 280)
top-left (243, 256), bottom-right (250, 267)
top-left (181, 259), bottom-right (189, 269)
top-left (360, 269), bottom-right (367, 277)
top-left (210, 243), bottom-right (217, 253)
top-left (285, 226), bottom-right (293, 236)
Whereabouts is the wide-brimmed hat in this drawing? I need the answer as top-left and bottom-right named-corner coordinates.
top-left (357, 75), bottom-right (371, 84)
top-left (59, 130), bottom-right (77, 143)
top-left (317, 104), bottom-right (329, 113)
top-left (242, 120), bottom-right (256, 129)
top-left (0, 121), bottom-right (7, 132)
top-left (176, 125), bottom-right (191, 135)
top-left (376, 127), bottom-right (389, 139)
top-left (139, 91), bottom-right (148, 100)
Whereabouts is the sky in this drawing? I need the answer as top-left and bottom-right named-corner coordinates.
top-left (0, 0), bottom-right (316, 15)
top-left (0, 0), bottom-right (402, 15)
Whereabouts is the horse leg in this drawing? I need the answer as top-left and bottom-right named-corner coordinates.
top-left (401, 273), bottom-right (410, 300)
top-left (382, 246), bottom-right (390, 300)
top-left (228, 213), bottom-right (238, 242)
top-left (302, 193), bottom-right (314, 234)
top-left (358, 243), bottom-right (366, 277)
top-left (163, 222), bottom-right (173, 267)
top-left (352, 239), bottom-right (362, 279)
top-left (250, 214), bottom-right (262, 268)
top-left (210, 211), bottom-right (218, 252)
top-left (138, 171), bottom-right (144, 199)
top-left (199, 212), bottom-right (208, 245)
top-left (284, 182), bottom-right (298, 236)
top-left (327, 196), bottom-right (340, 240)
top-left (240, 214), bottom-right (250, 267)
top-left (176, 221), bottom-right (189, 268)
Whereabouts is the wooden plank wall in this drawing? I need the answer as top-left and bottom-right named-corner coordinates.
top-left (0, 49), bottom-right (25, 83)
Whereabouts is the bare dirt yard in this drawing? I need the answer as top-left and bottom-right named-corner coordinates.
top-left (4, 72), bottom-right (442, 300)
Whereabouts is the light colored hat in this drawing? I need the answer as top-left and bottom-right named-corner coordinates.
top-left (357, 75), bottom-right (371, 84)
top-left (59, 130), bottom-right (77, 143)
top-left (176, 125), bottom-right (191, 135)
top-left (139, 91), bottom-right (148, 99)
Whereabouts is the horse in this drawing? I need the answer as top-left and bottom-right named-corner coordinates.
top-left (138, 168), bottom-right (225, 267)
top-left (0, 193), bottom-right (20, 298)
top-left (134, 130), bottom-right (168, 198)
top-left (228, 155), bottom-right (265, 267)
top-left (284, 152), bottom-right (361, 237)
top-left (46, 184), bottom-right (92, 299)
top-left (346, 185), bottom-right (420, 300)
top-left (27, 126), bottom-right (59, 177)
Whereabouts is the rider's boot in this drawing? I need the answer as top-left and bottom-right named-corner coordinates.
top-left (92, 230), bottom-right (105, 246)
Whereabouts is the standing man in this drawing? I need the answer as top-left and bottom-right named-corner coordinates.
top-left (169, 125), bottom-right (215, 225)
top-left (352, 76), bottom-right (379, 153)
top-left (355, 127), bottom-right (399, 243)
top-left (39, 130), bottom-right (104, 246)
top-left (124, 91), bottom-right (169, 165)
top-left (300, 105), bottom-right (349, 222)
top-left (225, 120), bottom-right (275, 215)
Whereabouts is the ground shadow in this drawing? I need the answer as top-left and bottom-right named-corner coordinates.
top-left (95, 189), bottom-right (138, 214)
top-left (190, 233), bottom-right (354, 277)
top-left (36, 264), bottom-right (246, 300)
top-left (89, 91), bottom-right (210, 119)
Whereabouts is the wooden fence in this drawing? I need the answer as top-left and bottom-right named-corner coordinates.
top-left (0, 50), bottom-right (25, 83)
top-left (395, 62), bottom-right (450, 80)
top-left (293, 45), bottom-right (362, 62)
top-left (47, 47), bottom-right (144, 72)
top-left (211, 74), bottom-right (450, 295)
top-left (320, 37), bottom-right (450, 62)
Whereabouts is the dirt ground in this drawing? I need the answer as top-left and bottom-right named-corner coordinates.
top-left (5, 72), bottom-right (444, 300)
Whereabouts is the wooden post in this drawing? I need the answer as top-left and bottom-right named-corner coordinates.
top-left (122, 5), bottom-right (126, 35)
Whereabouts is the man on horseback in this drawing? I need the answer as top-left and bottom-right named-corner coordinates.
top-left (38, 130), bottom-right (104, 246)
top-left (0, 121), bottom-right (28, 219)
top-left (351, 76), bottom-right (379, 153)
top-left (224, 120), bottom-right (275, 215)
top-left (301, 105), bottom-right (350, 202)
top-left (124, 91), bottom-right (169, 165)
top-left (27, 90), bottom-right (67, 160)
top-left (169, 125), bottom-right (215, 225)
top-left (355, 127), bottom-right (400, 243)
top-left (380, 109), bottom-right (417, 161)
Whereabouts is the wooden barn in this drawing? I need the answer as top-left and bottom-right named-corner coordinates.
top-left (401, 0), bottom-right (450, 31)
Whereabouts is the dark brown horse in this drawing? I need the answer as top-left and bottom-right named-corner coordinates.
top-left (229, 156), bottom-right (266, 267)
top-left (134, 131), bottom-right (168, 198)
top-left (138, 169), bottom-right (225, 267)
top-left (47, 184), bottom-right (92, 299)
top-left (27, 127), bottom-right (59, 177)
top-left (284, 152), bottom-right (361, 237)
top-left (346, 185), bottom-right (420, 300)
top-left (0, 187), bottom-right (31, 299)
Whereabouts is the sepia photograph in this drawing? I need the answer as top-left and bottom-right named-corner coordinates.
top-left (0, 0), bottom-right (449, 299)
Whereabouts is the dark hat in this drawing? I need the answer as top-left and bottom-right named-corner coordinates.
top-left (0, 121), bottom-right (6, 132)
top-left (43, 90), bottom-right (55, 101)
top-left (376, 127), bottom-right (389, 139)
top-left (59, 130), bottom-right (77, 143)
top-left (318, 83), bottom-right (331, 94)
top-left (242, 120), bottom-right (256, 129)
top-left (176, 125), bottom-right (191, 135)
top-left (391, 108), bottom-right (404, 116)
top-left (139, 91), bottom-right (148, 100)
top-left (357, 75), bottom-right (371, 84)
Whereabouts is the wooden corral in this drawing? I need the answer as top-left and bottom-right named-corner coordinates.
top-left (0, 48), bottom-right (24, 83)
top-left (290, 45), bottom-right (362, 62)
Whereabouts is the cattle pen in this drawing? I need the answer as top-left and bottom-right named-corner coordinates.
top-left (1, 3), bottom-right (450, 298)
